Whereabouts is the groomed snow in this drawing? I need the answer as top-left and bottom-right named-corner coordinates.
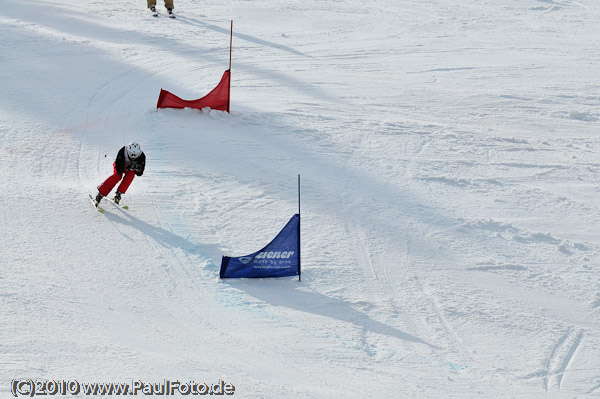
top-left (1, 0), bottom-right (599, 397)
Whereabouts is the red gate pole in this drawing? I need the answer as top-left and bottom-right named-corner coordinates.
top-left (228, 20), bottom-right (233, 112)
top-left (229, 20), bottom-right (233, 70)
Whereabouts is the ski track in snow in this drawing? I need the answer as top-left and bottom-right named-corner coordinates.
top-left (1, 0), bottom-right (600, 397)
top-left (543, 328), bottom-right (585, 392)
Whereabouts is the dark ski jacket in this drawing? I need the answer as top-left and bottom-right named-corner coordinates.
top-left (115, 146), bottom-right (146, 176)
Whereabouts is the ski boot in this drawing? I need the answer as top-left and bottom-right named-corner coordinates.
top-left (95, 192), bottom-right (103, 207)
top-left (114, 191), bottom-right (122, 205)
top-left (167, 8), bottom-right (175, 18)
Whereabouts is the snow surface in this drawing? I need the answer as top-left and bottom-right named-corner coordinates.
top-left (1, 0), bottom-right (600, 397)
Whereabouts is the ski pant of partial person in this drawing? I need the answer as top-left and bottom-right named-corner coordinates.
top-left (98, 163), bottom-right (136, 197)
top-left (148, 0), bottom-right (174, 9)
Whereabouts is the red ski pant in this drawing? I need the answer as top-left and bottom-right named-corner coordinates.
top-left (98, 163), bottom-right (136, 197)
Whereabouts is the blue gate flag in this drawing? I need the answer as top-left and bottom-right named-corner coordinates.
top-left (220, 214), bottom-right (301, 279)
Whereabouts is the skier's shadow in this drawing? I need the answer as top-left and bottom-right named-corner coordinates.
top-left (223, 279), bottom-right (440, 350)
top-left (103, 207), bottom-right (197, 254)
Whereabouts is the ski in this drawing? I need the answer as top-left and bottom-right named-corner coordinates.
top-left (149, 7), bottom-right (176, 18)
top-left (89, 194), bottom-right (105, 214)
top-left (109, 199), bottom-right (129, 211)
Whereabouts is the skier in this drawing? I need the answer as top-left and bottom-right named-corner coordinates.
top-left (148, 0), bottom-right (174, 16)
top-left (94, 142), bottom-right (146, 207)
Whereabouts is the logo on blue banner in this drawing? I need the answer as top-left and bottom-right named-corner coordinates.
top-left (220, 214), bottom-right (300, 279)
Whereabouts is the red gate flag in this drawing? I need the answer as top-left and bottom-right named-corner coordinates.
top-left (156, 70), bottom-right (231, 112)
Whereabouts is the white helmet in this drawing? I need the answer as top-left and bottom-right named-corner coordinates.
top-left (126, 142), bottom-right (142, 159)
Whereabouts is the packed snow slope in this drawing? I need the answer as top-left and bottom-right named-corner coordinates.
top-left (1, 0), bottom-right (600, 397)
